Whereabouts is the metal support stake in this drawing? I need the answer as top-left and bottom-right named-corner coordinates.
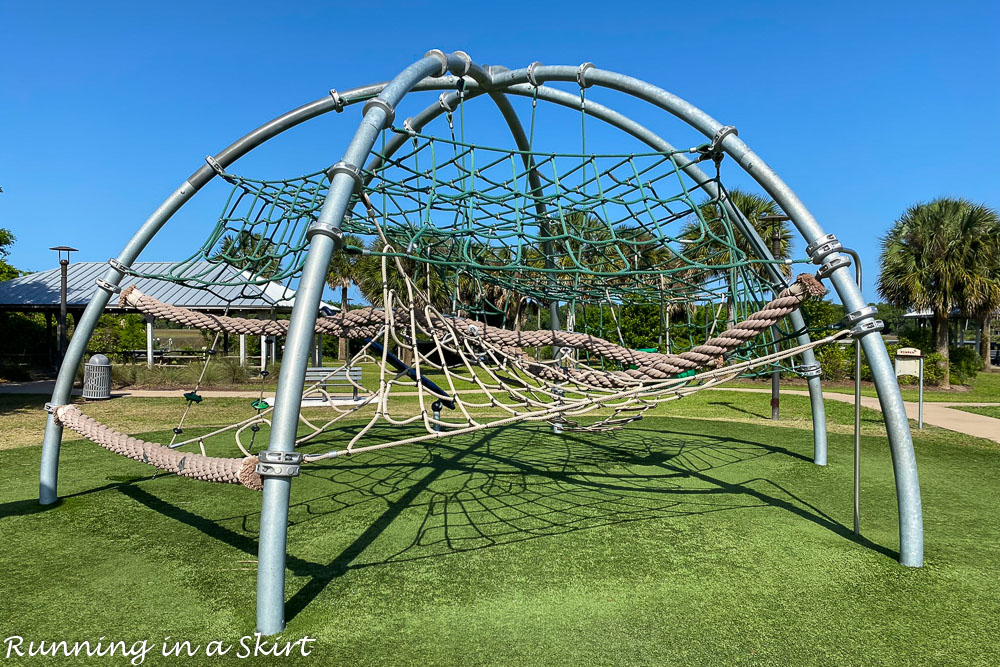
top-left (918, 358), bottom-right (924, 429)
top-left (841, 247), bottom-right (864, 535)
top-left (761, 215), bottom-right (789, 421)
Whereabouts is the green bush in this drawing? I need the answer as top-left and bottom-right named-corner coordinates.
top-left (814, 344), bottom-right (851, 381)
top-left (949, 345), bottom-right (983, 385)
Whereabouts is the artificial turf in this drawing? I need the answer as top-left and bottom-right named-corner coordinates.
top-left (1, 395), bottom-right (998, 665)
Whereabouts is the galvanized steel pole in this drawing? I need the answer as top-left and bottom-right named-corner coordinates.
top-left (254, 51), bottom-right (462, 635)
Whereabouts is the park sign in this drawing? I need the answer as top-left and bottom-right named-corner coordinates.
top-left (894, 347), bottom-right (924, 429)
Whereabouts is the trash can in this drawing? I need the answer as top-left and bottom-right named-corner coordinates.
top-left (83, 354), bottom-right (112, 400)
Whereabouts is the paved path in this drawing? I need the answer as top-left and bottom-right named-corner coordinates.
top-left (712, 388), bottom-right (1000, 444)
top-left (5, 380), bottom-right (998, 444)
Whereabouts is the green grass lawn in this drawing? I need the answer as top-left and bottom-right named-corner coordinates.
top-left (722, 369), bottom-right (1000, 403)
top-left (1, 393), bottom-right (998, 665)
top-left (950, 405), bottom-right (1000, 420)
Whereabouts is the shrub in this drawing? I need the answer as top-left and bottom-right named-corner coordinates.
top-left (949, 345), bottom-right (983, 385)
top-left (814, 344), bottom-right (851, 381)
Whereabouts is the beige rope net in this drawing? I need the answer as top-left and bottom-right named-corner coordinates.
top-left (52, 239), bottom-right (843, 489)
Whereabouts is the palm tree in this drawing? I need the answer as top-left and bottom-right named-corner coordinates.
top-left (215, 230), bottom-right (281, 279)
top-left (679, 189), bottom-right (792, 326)
top-left (877, 198), bottom-right (1000, 387)
top-left (326, 234), bottom-right (364, 360)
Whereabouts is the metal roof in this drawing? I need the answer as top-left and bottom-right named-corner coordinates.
top-left (0, 262), bottom-right (329, 313)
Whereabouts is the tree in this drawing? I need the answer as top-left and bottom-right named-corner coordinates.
top-left (214, 230), bottom-right (281, 279)
top-left (0, 228), bottom-right (22, 281)
top-left (877, 198), bottom-right (1000, 387)
top-left (326, 234), bottom-right (364, 360)
top-left (679, 189), bottom-right (792, 327)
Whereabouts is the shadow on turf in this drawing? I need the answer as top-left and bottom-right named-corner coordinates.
top-left (0, 472), bottom-right (167, 518)
top-left (115, 422), bottom-right (897, 623)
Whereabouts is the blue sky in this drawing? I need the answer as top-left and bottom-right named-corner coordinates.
top-left (1, 0), bottom-right (997, 303)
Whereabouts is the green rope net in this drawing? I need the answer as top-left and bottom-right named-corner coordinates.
top-left (128, 127), bottom-right (818, 372)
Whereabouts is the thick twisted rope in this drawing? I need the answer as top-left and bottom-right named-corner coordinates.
top-left (54, 405), bottom-right (263, 490)
top-left (120, 273), bottom-right (823, 388)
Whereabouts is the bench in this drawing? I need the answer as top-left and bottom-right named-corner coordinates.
top-left (303, 366), bottom-right (363, 401)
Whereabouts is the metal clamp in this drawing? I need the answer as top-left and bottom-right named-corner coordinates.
top-left (697, 125), bottom-right (737, 162)
top-left (843, 305), bottom-right (878, 327)
top-left (851, 319), bottom-right (885, 337)
top-left (842, 305), bottom-right (884, 338)
top-left (526, 61), bottom-right (543, 87)
top-left (576, 62), bottom-right (595, 88)
top-left (306, 220), bottom-right (342, 243)
top-left (44, 402), bottom-right (55, 414)
top-left (438, 92), bottom-right (457, 113)
top-left (204, 155), bottom-right (225, 176)
top-left (815, 255), bottom-right (851, 280)
top-left (805, 233), bottom-right (843, 265)
top-left (424, 49), bottom-right (449, 77)
top-left (256, 451), bottom-right (303, 478)
top-left (362, 98), bottom-right (395, 127)
top-left (95, 278), bottom-right (121, 294)
top-left (449, 50), bottom-right (472, 77)
top-left (328, 89), bottom-right (345, 112)
top-left (107, 258), bottom-right (130, 274)
top-left (327, 160), bottom-right (363, 192)
top-left (402, 118), bottom-right (418, 136)
top-left (796, 362), bottom-right (822, 379)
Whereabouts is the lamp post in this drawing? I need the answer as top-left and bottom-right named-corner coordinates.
top-left (49, 246), bottom-right (78, 362)
top-left (759, 215), bottom-right (790, 421)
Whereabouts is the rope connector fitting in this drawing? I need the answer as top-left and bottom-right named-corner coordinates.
top-left (843, 305), bottom-right (883, 338)
top-left (796, 362), bottom-right (822, 379)
top-left (95, 278), bottom-right (121, 294)
top-left (402, 118), bottom-right (418, 136)
top-left (256, 450), bottom-right (303, 478)
top-left (362, 98), bottom-right (395, 127)
top-left (526, 61), bottom-right (543, 87)
top-left (438, 92), bottom-right (457, 113)
top-left (328, 89), bottom-right (345, 112)
top-left (697, 125), bottom-right (737, 163)
top-left (576, 62), bottom-right (595, 88)
top-left (806, 233), bottom-right (844, 265)
top-left (44, 402), bottom-right (55, 414)
top-left (424, 49), bottom-right (449, 77)
top-left (816, 255), bottom-right (852, 280)
top-left (204, 155), bottom-right (225, 176)
top-left (107, 258), bottom-right (130, 275)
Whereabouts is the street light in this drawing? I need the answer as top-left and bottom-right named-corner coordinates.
top-left (49, 245), bottom-right (78, 362)
top-left (759, 214), bottom-right (791, 421)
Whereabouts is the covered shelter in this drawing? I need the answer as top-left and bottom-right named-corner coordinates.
top-left (0, 261), bottom-right (337, 367)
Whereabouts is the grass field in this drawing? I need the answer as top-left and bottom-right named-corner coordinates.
top-left (1, 392), bottom-right (998, 665)
top-left (722, 369), bottom-right (1000, 403)
top-left (951, 404), bottom-right (1000, 420)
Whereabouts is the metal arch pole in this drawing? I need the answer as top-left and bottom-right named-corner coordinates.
top-left (478, 80), bottom-right (828, 464)
top-left (483, 68), bottom-right (920, 564)
top-left (254, 52), bottom-right (459, 636)
top-left (39, 182), bottom-right (197, 505)
top-left (37, 75), bottom-right (464, 506)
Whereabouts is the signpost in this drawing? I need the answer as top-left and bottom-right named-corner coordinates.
top-left (895, 347), bottom-right (924, 429)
